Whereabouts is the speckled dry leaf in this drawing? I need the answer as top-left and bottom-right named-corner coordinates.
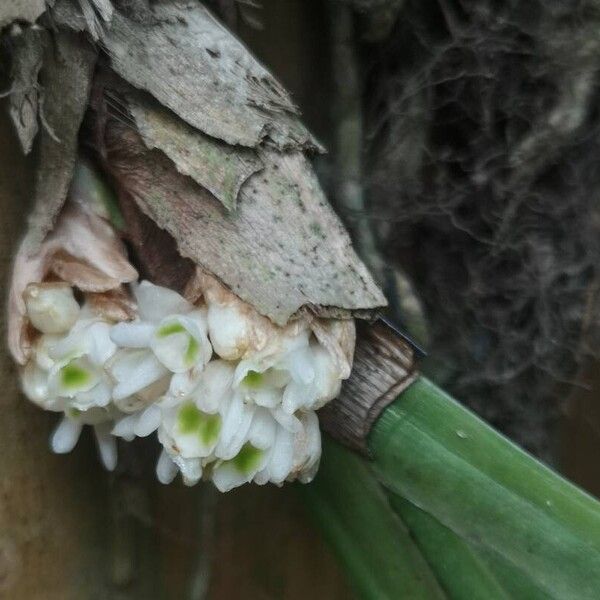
top-left (102, 119), bottom-right (387, 325)
top-left (0, 0), bottom-right (50, 28)
top-left (25, 29), bottom-right (96, 252)
top-left (126, 90), bottom-right (264, 211)
top-left (8, 27), bottom-right (44, 154)
top-left (101, 1), bottom-right (321, 150)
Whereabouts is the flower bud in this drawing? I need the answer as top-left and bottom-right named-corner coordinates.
top-left (24, 283), bottom-right (80, 334)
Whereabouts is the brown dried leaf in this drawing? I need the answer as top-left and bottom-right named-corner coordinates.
top-left (117, 191), bottom-right (196, 293)
top-left (126, 90), bottom-right (263, 211)
top-left (8, 27), bottom-right (45, 154)
top-left (102, 119), bottom-right (386, 326)
top-left (307, 317), bottom-right (356, 379)
top-left (102, 1), bottom-right (321, 150)
top-left (86, 288), bottom-right (136, 321)
top-left (24, 29), bottom-right (96, 252)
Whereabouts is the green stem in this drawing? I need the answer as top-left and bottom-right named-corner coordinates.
top-left (369, 377), bottom-right (600, 599)
top-left (300, 437), bottom-right (447, 600)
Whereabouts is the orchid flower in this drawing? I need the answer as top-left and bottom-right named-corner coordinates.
top-left (16, 260), bottom-right (352, 489)
top-left (109, 282), bottom-right (212, 396)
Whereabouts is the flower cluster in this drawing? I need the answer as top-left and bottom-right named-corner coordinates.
top-left (19, 278), bottom-right (353, 491)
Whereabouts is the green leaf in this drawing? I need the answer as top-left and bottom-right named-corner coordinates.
top-left (389, 495), bottom-right (511, 599)
top-left (369, 377), bottom-right (600, 599)
top-left (300, 437), bottom-right (447, 600)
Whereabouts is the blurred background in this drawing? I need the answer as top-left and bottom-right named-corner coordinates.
top-left (2, 0), bottom-right (600, 597)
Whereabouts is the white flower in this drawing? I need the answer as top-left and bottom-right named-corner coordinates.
top-left (16, 271), bottom-right (349, 492)
top-left (211, 407), bottom-right (277, 492)
top-left (21, 312), bottom-right (117, 413)
top-left (46, 318), bottom-right (117, 411)
top-left (110, 281), bottom-right (212, 374)
top-left (232, 330), bottom-right (343, 414)
top-left (24, 283), bottom-right (80, 334)
top-left (156, 361), bottom-right (236, 485)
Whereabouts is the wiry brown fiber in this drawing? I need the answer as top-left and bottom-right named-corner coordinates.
top-left (362, 0), bottom-right (600, 459)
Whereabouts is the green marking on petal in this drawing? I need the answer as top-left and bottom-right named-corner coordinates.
top-left (230, 443), bottom-right (264, 475)
top-left (199, 412), bottom-right (221, 446)
top-left (157, 322), bottom-right (186, 338)
top-left (60, 362), bottom-right (91, 390)
top-left (185, 336), bottom-right (200, 365)
top-left (68, 408), bottom-right (81, 418)
top-left (178, 402), bottom-right (202, 433)
top-left (242, 370), bottom-right (263, 388)
top-left (177, 402), bottom-right (221, 446)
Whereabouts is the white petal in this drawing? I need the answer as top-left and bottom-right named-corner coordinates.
top-left (169, 370), bottom-right (199, 400)
top-left (151, 315), bottom-right (212, 373)
top-left (33, 335), bottom-right (61, 370)
top-left (24, 283), bottom-right (80, 334)
top-left (211, 462), bottom-right (251, 492)
top-left (172, 455), bottom-right (202, 486)
top-left (94, 425), bottom-right (118, 471)
top-left (207, 302), bottom-right (254, 360)
top-left (109, 350), bottom-right (169, 400)
top-left (284, 346), bottom-right (315, 385)
top-left (233, 357), bottom-right (272, 387)
top-left (191, 360), bottom-right (235, 413)
top-left (134, 281), bottom-right (192, 322)
top-left (111, 413), bottom-right (137, 440)
top-left (234, 365), bottom-right (287, 407)
top-left (72, 379), bottom-right (112, 410)
top-left (214, 394), bottom-right (254, 460)
top-left (134, 405), bottom-right (162, 437)
top-left (272, 407), bottom-right (302, 433)
top-left (110, 321), bottom-right (154, 348)
top-left (265, 426), bottom-right (295, 484)
top-left (85, 321), bottom-right (118, 365)
top-left (247, 408), bottom-right (277, 450)
top-left (282, 380), bottom-right (312, 414)
top-left (213, 441), bottom-right (268, 492)
top-left (50, 417), bottom-right (83, 454)
top-left (156, 448), bottom-right (179, 484)
top-left (21, 362), bottom-right (50, 405)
